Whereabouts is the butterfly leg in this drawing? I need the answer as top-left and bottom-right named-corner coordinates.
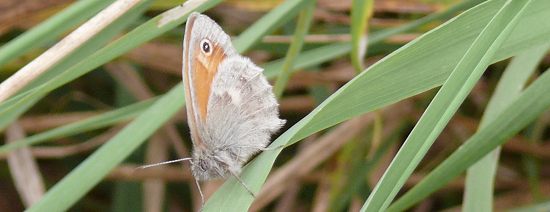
top-left (194, 178), bottom-right (205, 207)
top-left (258, 144), bottom-right (285, 151)
top-left (229, 169), bottom-right (257, 197)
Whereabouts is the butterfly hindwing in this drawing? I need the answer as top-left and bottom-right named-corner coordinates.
top-left (205, 56), bottom-right (285, 165)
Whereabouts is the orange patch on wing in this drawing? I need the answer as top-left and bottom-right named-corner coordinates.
top-left (193, 44), bottom-right (225, 121)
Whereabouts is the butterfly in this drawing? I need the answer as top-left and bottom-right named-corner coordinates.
top-left (139, 12), bottom-right (285, 204)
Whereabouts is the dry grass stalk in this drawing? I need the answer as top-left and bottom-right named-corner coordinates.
top-left (0, 0), bottom-right (70, 34)
top-left (273, 180), bottom-right (300, 212)
top-left (30, 125), bottom-right (124, 159)
top-left (0, 0), bottom-right (142, 102)
top-left (279, 95), bottom-right (315, 113)
top-left (273, 136), bottom-right (317, 212)
top-left (144, 134), bottom-right (168, 212)
top-left (19, 111), bottom-right (103, 133)
top-left (312, 168), bottom-right (331, 212)
top-left (126, 42), bottom-right (181, 76)
top-left (107, 165), bottom-right (192, 181)
top-left (108, 165), bottom-right (322, 183)
top-left (0, 125), bottom-right (123, 160)
top-left (5, 123), bottom-right (45, 207)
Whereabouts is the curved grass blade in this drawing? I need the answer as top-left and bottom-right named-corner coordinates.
top-left (203, 0), bottom-right (550, 211)
top-left (388, 68), bottom-right (550, 211)
top-left (0, 0), bottom-right (115, 67)
top-left (463, 43), bottom-right (550, 212)
top-left (362, 1), bottom-right (533, 211)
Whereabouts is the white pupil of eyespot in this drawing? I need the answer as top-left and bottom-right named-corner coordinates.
top-left (202, 41), bottom-right (210, 53)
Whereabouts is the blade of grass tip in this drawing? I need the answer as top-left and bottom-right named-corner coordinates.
top-left (0, 0), bottom-right (116, 67)
top-left (26, 84), bottom-right (184, 212)
top-left (272, 0), bottom-right (316, 98)
top-left (0, 99), bottom-right (155, 155)
top-left (463, 43), bottom-right (550, 212)
top-left (203, 0), bottom-right (550, 211)
top-left (0, 0), bottom-right (221, 131)
top-left (388, 67), bottom-right (550, 212)
top-left (0, 0), bottom-right (154, 131)
top-left (0, 0), bottom-right (145, 103)
top-left (361, 1), bottom-right (533, 211)
top-left (350, 0), bottom-right (374, 73)
top-left (232, 0), bottom-right (310, 53)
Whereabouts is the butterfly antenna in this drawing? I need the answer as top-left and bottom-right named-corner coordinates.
top-left (135, 158), bottom-right (193, 170)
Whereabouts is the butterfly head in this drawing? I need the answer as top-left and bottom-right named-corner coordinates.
top-left (190, 149), bottom-right (231, 181)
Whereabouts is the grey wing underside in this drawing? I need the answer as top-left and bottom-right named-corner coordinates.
top-left (202, 56), bottom-right (285, 163)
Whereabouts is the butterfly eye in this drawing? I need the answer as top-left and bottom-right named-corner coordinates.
top-left (200, 39), bottom-right (212, 55)
top-left (199, 160), bottom-right (208, 171)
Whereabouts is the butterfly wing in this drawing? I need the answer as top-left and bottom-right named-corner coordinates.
top-left (183, 13), bottom-right (284, 176)
top-left (182, 13), bottom-right (236, 150)
top-left (205, 56), bottom-right (285, 164)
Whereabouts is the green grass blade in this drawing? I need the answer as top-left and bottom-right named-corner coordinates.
top-left (0, 0), bottom-right (115, 67)
top-left (464, 43), bottom-right (550, 212)
top-left (350, 0), bottom-right (374, 72)
top-left (362, 1), bottom-right (533, 211)
top-left (203, 0), bottom-right (550, 211)
top-left (273, 0), bottom-right (315, 98)
top-left (388, 68), bottom-right (550, 211)
top-left (263, 0), bottom-right (489, 79)
top-left (26, 84), bottom-right (185, 212)
top-left (232, 0), bottom-right (310, 53)
top-left (0, 99), bottom-right (155, 154)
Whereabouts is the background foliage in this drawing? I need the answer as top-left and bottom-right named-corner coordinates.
top-left (0, 0), bottom-right (549, 211)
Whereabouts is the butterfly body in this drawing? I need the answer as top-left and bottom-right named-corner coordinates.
top-left (183, 13), bottom-right (285, 183)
